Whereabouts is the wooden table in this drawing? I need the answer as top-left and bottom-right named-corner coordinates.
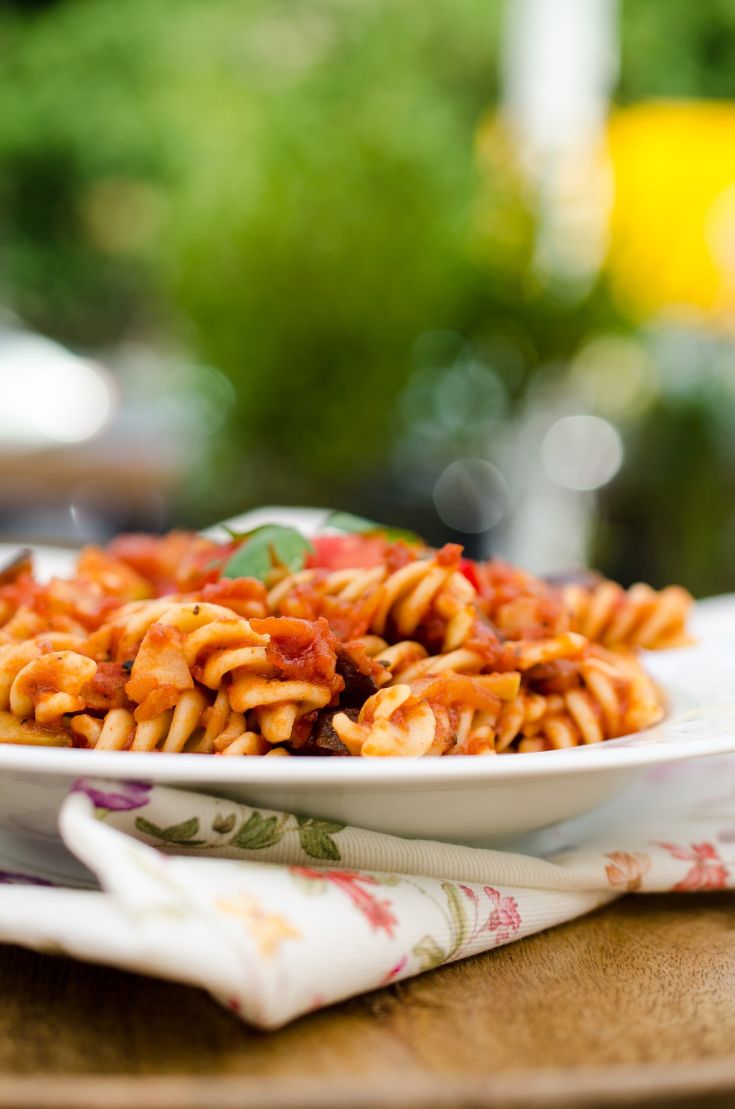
top-left (1, 893), bottom-right (735, 1109)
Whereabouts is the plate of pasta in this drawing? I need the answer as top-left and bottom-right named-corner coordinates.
top-left (0, 507), bottom-right (732, 844)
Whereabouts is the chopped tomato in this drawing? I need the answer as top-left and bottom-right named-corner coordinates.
top-left (277, 586), bottom-right (379, 641)
top-left (459, 558), bottom-right (481, 592)
top-left (307, 535), bottom-right (388, 571)
top-left (251, 615), bottom-right (342, 689)
top-left (108, 532), bottom-right (226, 594)
top-left (435, 543), bottom-right (463, 569)
top-left (196, 577), bottom-right (267, 619)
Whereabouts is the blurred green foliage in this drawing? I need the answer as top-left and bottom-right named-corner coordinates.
top-left (0, 0), bottom-right (497, 494)
top-left (0, 0), bottom-right (613, 516)
top-left (619, 0), bottom-right (735, 101)
top-left (594, 329), bottom-right (735, 596)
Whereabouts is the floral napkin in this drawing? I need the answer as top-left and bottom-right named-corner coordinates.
top-left (0, 752), bottom-right (733, 1029)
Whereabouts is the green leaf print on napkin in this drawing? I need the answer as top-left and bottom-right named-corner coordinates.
top-left (410, 884), bottom-right (472, 972)
top-left (135, 816), bottom-right (207, 847)
top-left (443, 882), bottom-right (470, 959)
top-left (229, 812), bottom-right (284, 850)
top-left (296, 816), bottom-right (345, 860)
top-left (413, 935), bottom-right (446, 972)
top-left (211, 813), bottom-right (237, 835)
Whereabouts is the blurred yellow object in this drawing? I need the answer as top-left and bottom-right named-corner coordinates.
top-left (607, 101), bottom-right (735, 323)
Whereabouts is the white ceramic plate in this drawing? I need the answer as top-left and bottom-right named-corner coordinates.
top-left (0, 517), bottom-right (734, 845)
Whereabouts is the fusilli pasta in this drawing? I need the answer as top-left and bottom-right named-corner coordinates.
top-left (0, 523), bottom-right (687, 757)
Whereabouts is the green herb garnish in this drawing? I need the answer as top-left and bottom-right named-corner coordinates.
top-left (221, 524), bottom-right (314, 581)
top-left (324, 511), bottom-right (422, 545)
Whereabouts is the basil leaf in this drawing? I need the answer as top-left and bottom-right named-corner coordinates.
top-left (221, 524), bottom-right (314, 581)
top-left (325, 510), bottom-right (422, 545)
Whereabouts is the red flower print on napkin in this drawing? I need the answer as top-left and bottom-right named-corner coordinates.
top-left (657, 841), bottom-right (729, 891)
top-left (292, 867), bottom-right (398, 936)
top-left (483, 886), bottom-right (522, 942)
top-left (378, 956), bottom-right (408, 987)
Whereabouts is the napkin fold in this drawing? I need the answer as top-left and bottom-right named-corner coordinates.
top-left (0, 754), bottom-right (733, 1029)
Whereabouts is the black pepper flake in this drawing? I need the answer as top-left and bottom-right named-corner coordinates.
top-left (121, 659), bottom-right (134, 673)
top-left (193, 605), bottom-right (200, 615)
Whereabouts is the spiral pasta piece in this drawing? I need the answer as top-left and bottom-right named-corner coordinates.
top-left (228, 673), bottom-right (334, 743)
top-left (472, 559), bottom-right (569, 641)
top-left (350, 636), bottom-right (428, 684)
top-left (0, 632), bottom-right (86, 711)
top-left (368, 554), bottom-right (474, 642)
top-left (332, 684), bottom-right (439, 757)
top-left (513, 648), bottom-right (665, 751)
top-left (70, 688), bottom-right (273, 755)
top-left (332, 670), bottom-right (522, 757)
top-left (352, 632), bottom-right (586, 684)
top-left (269, 546), bottom-right (478, 650)
top-left (183, 617), bottom-right (269, 688)
top-left (10, 650), bottom-right (97, 725)
top-left (0, 709), bottom-right (70, 747)
top-left (562, 581), bottom-right (693, 650)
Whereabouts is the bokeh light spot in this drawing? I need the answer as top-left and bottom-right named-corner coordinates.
top-left (570, 335), bottom-right (654, 416)
top-left (541, 415), bottom-right (623, 491)
top-left (0, 334), bottom-right (115, 447)
top-left (433, 459), bottom-right (508, 533)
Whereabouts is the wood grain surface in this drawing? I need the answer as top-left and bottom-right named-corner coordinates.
top-left (1, 892), bottom-right (735, 1108)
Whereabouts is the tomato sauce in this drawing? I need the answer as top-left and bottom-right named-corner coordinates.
top-left (81, 661), bottom-right (131, 711)
top-left (196, 577), bottom-right (268, 618)
top-left (435, 543), bottom-right (463, 569)
top-left (251, 616), bottom-right (342, 689)
top-left (108, 532), bottom-right (225, 594)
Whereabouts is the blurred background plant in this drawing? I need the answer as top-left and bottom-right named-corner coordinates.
top-left (1, 0), bottom-right (735, 595)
